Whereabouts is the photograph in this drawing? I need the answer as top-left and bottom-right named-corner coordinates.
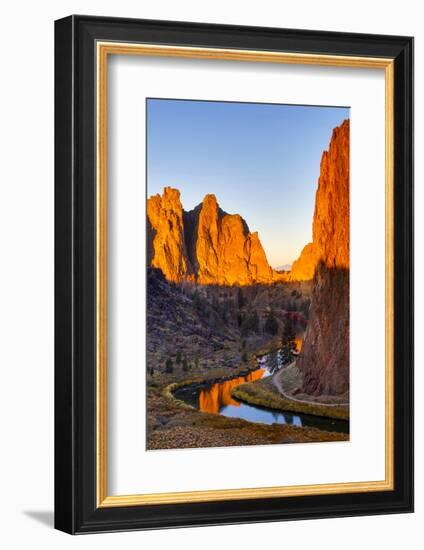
top-left (146, 98), bottom-right (350, 450)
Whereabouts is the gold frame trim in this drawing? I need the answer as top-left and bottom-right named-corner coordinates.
top-left (96, 42), bottom-right (395, 508)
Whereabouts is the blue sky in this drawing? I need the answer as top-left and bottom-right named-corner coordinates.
top-left (147, 98), bottom-right (349, 267)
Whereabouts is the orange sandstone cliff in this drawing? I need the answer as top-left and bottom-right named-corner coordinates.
top-left (289, 242), bottom-right (319, 281)
top-left (296, 119), bottom-right (350, 396)
top-left (194, 194), bottom-right (274, 285)
top-left (147, 188), bottom-right (279, 285)
top-left (147, 187), bottom-right (192, 283)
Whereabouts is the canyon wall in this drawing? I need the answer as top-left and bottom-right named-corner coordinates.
top-left (296, 119), bottom-right (350, 396)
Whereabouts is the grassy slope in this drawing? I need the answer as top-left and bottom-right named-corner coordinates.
top-left (232, 373), bottom-right (349, 421)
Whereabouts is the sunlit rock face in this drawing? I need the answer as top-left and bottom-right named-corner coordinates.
top-left (247, 232), bottom-right (275, 284)
top-left (195, 194), bottom-right (274, 285)
top-left (289, 242), bottom-right (319, 281)
top-left (288, 121), bottom-right (349, 283)
top-left (195, 194), bottom-right (226, 284)
top-left (312, 120), bottom-right (350, 270)
top-left (147, 189), bottom-right (279, 286)
top-left (297, 119), bottom-right (350, 396)
top-left (295, 337), bottom-right (303, 352)
top-left (147, 187), bottom-right (192, 283)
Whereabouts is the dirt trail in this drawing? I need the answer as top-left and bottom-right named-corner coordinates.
top-left (272, 364), bottom-right (349, 408)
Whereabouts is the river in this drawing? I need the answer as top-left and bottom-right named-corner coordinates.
top-left (173, 350), bottom-right (349, 434)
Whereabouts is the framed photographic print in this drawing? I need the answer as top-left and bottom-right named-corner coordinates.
top-left (54, 15), bottom-right (414, 533)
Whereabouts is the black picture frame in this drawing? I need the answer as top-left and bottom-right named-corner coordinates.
top-left (55, 14), bottom-right (414, 534)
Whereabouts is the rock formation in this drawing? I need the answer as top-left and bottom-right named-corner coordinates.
top-left (147, 188), bottom-right (278, 285)
top-left (312, 121), bottom-right (350, 271)
top-left (194, 194), bottom-right (274, 285)
top-left (246, 232), bottom-right (275, 284)
top-left (289, 242), bottom-right (318, 281)
top-left (296, 119), bottom-right (350, 396)
top-left (147, 187), bottom-right (192, 283)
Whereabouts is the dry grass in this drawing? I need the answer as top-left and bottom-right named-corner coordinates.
top-left (232, 378), bottom-right (349, 420)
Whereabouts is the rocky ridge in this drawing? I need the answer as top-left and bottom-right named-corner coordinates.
top-left (296, 119), bottom-right (350, 396)
top-left (147, 188), bottom-right (283, 285)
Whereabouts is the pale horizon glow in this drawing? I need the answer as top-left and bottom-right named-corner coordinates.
top-left (147, 98), bottom-right (349, 266)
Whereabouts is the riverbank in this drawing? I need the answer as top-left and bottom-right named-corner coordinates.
top-left (148, 375), bottom-right (348, 449)
top-left (231, 362), bottom-right (349, 421)
top-left (162, 339), bottom-right (282, 406)
top-left (147, 345), bottom-right (348, 450)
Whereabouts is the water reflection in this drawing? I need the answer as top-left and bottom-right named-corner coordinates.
top-left (219, 398), bottom-right (305, 427)
top-left (199, 369), bottom-right (265, 414)
top-left (173, 350), bottom-right (349, 434)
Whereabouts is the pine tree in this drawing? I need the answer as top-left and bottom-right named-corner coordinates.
top-left (165, 358), bottom-right (173, 374)
top-left (237, 287), bottom-right (246, 309)
top-left (264, 313), bottom-right (278, 335)
top-left (282, 319), bottom-right (296, 346)
top-left (251, 310), bottom-right (259, 332)
top-left (280, 318), bottom-right (296, 365)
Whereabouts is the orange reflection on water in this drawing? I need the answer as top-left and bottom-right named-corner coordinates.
top-left (199, 368), bottom-right (265, 414)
